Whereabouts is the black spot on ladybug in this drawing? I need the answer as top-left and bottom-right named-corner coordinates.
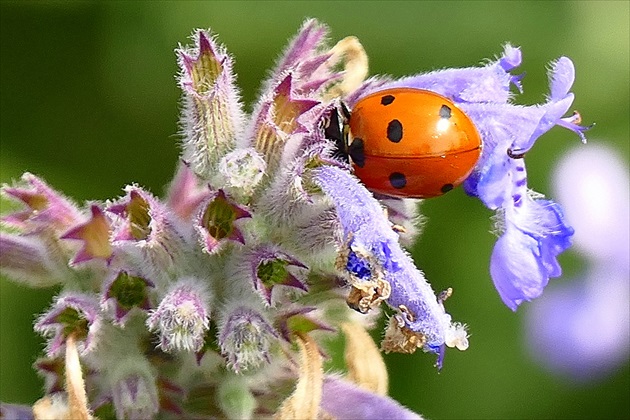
top-left (387, 119), bottom-right (403, 143)
top-left (439, 105), bottom-right (452, 119)
top-left (441, 183), bottom-right (454, 193)
top-left (349, 138), bottom-right (365, 168)
top-left (389, 172), bottom-right (407, 189)
top-left (381, 95), bottom-right (395, 106)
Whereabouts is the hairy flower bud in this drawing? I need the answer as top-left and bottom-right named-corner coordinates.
top-left (218, 305), bottom-right (278, 373)
top-left (178, 30), bottom-right (245, 179)
top-left (146, 277), bottom-right (210, 353)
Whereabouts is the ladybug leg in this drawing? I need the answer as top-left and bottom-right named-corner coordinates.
top-left (392, 224), bottom-right (406, 234)
top-left (438, 287), bottom-right (453, 305)
top-left (382, 207), bottom-right (407, 234)
top-left (398, 304), bottom-right (416, 323)
top-left (507, 147), bottom-right (526, 159)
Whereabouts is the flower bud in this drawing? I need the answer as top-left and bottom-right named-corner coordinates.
top-left (146, 277), bottom-right (211, 353)
top-left (218, 305), bottom-right (278, 373)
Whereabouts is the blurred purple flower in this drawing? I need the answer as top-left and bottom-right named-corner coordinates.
top-left (527, 145), bottom-right (629, 380)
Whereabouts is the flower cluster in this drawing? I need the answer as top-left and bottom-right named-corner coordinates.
top-left (0, 19), bottom-right (586, 419)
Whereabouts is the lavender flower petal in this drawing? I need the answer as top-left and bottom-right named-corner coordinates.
top-left (321, 376), bottom-right (422, 420)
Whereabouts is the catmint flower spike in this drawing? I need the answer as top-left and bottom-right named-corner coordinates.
top-left (178, 30), bottom-right (245, 179)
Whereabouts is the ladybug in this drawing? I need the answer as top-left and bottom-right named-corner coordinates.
top-left (332, 88), bottom-right (482, 198)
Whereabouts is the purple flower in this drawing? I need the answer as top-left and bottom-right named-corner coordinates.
top-left (111, 373), bottom-right (159, 420)
top-left (313, 165), bottom-right (468, 365)
top-left (245, 19), bottom-right (342, 176)
top-left (34, 357), bottom-right (65, 394)
top-left (165, 163), bottom-right (211, 221)
top-left (527, 146), bottom-right (629, 380)
top-left (178, 30), bottom-right (246, 178)
top-left (0, 403), bottom-right (34, 420)
top-left (0, 233), bottom-right (70, 287)
top-left (321, 376), bottom-right (421, 420)
top-left (527, 265), bottom-right (629, 381)
top-left (0, 17), bottom-right (589, 419)
top-left (553, 145), bottom-right (629, 265)
top-left (108, 186), bottom-right (189, 278)
top-left (238, 245), bottom-right (308, 305)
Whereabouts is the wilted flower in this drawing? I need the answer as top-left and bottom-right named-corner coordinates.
top-left (0, 18), bottom-right (586, 419)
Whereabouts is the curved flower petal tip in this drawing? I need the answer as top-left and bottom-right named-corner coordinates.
top-left (321, 376), bottom-right (422, 420)
top-left (364, 44), bottom-right (524, 106)
top-left (166, 163), bottom-right (211, 220)
top-left (491, 228), bottom-right (547, 310)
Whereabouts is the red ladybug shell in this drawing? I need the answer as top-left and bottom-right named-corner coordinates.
top-left (347, 88), bottom-right (482, 198)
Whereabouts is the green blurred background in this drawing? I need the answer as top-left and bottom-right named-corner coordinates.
top-left (1, 1), bottom-right (628, 418)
